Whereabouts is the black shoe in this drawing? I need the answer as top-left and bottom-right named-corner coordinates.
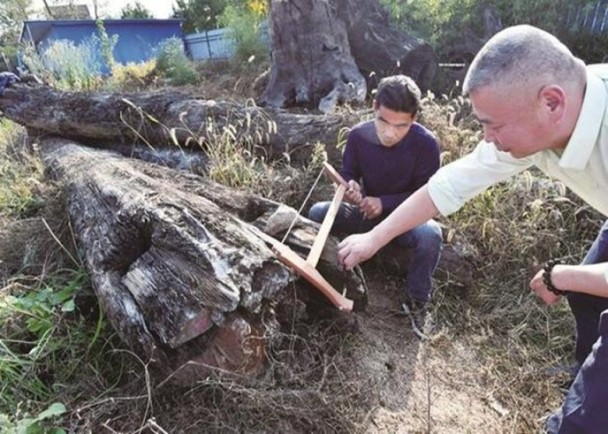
top-left (402, 295), bottom-right (432, 339)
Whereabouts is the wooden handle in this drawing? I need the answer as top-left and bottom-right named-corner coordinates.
top-left (306, 184), bottom-right (345, 267)
top-left (273, 243), bottom-right (354, 312)
top-left (322, 162), bottom-right (348, 188)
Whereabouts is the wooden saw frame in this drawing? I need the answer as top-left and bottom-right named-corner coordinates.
top-left (252, 162), bottom-right (355, 312)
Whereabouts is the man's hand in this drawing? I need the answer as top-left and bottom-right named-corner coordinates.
top-left (530, 269), bottom-right (562, 305)
top-left (344, 180), bottom-right (363, 205)
top-left (338, 232), bottom-right (379, 270)
top-left (359, 196), bottom-right (382, 219)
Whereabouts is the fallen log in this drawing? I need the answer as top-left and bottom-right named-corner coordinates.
top-left (0, 83), bottom-right (363, 164)
top-left (39, 137), bottom-right (366, 382)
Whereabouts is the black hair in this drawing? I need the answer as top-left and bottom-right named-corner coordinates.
top-left (374, 75), bottom-right (421, 116)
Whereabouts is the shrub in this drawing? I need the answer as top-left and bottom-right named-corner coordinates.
top-left (218, 3), bottom-right (268, 64)
top-left (155, 37), bottom-right (199, 86)
top-left (110, 59), bottom-right (157, 89)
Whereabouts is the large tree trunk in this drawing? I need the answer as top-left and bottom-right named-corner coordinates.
top-left (40, 136), bottom-right (367, 383)
top-left (260, 0), bottom-right (437, 111)
top-left (0, 84), bottom-right (362, 164)
top-left (260, 0), bottom-right (367, 113)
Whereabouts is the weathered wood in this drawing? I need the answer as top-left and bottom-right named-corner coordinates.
top-left (0, 84), bottom-right (362, 164)
top-left (260, 0), bottom-right (437, 111)
top-left (39, 136), bottom-right (367, 381)
top-left (260, 0), bottom-right (367, 112)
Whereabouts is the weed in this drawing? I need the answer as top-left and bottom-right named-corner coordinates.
top-left (0, 120), bottom-right (44, 218)
top-left (155, 38), bottom-right (199, 86)
top-left (110, 59), bottom-right (157, 90)
top-left (21, 39), bottom-right (104, 91)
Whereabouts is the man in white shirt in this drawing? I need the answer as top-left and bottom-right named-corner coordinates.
top-left (338, 24), bottom-right (608, 433)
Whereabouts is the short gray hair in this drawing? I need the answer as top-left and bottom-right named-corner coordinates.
top-left (463, 25), bottom-right (585, 95)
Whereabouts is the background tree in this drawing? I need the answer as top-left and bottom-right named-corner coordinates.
top-left (218, 0), bottom-right (268, 63)
top-left (0, 0), bottom-right (32, 71)
top-left (172, 0), bottom-right (228, 33)
top-left (381, 0), bottom-right (605, 64)
top-left (120, 1), bottom-right (153, 19)
top-left (260, 0), bottom-right (435, 112)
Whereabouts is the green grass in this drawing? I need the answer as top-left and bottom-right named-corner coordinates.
top-left (0, 121), bottom-right (130, 433)
top-left (0, 121), bottom-right (45, 218)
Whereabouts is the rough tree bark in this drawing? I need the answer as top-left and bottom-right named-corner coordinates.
top-left (260, 0), bottom-right (367, 113)
top-left (40, 136), bottom-right (366, 382)
top-left (341, 0), bottom-right (437, 91)
top-left (0, 83), bottom-right (362, 164)
top-left (260, 0), bottom-right (436, 112)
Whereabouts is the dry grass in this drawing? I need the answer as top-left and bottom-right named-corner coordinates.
top-left (0, 65), bottom-right (603, 433)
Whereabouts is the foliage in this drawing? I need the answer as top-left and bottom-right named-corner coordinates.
top-left (20, 19), bottom-right (121, 91)
top-left (21, 39), bottom-right (104, 91)
top-left (172, 0), bottom-right (228, 33)
top-left (109, 59), bottom-right (156, 89)
top-left (0, 120), bottom-right (44, 218)
top-left (0, 0), bottom-right (33, 71)
top-left (0, 45), bottom-right (19, 72)
top-left (562, 31), bottom-right (608, 64)
top-left (218, 1), bottom-right (268, 64)
top-left (0, 266), bottom-right (125, 433)
top-left (155, 37), bottom-right (199, 85)
top-left (120, 1), bottom-right (153, 19)
top-left (95, 19), bottom-right (118, 70)
top-left (247, 0), bottom-right (268, 18)
top-left (380, 0), bottom-right (604, 63)
top-left (0, 0), bottom-right (31, 44)
top-left (0, 402), bottom-right (67, 434)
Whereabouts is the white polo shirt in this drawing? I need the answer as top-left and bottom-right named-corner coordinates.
top-left (428, 64), bottom-right (608, 217)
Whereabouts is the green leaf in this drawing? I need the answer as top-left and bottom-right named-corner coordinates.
top-left (15, 417), bottom-right (37, 434)
top-left (36, 402), bottom-right (66, 420)
top-left (61, 299), bottom-right (75, 312)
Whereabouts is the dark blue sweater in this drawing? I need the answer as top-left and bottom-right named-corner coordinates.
top-left (341, 120), bottom-right (440, 215)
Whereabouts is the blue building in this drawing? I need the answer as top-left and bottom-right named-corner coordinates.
top-left (19, 19), bottom-right (184, 67)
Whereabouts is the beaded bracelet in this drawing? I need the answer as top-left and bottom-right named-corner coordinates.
top-left (543, 259), bottom-right (570, 296)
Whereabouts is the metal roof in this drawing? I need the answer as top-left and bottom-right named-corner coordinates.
top-left (20, 19), bottom-right (184, 45)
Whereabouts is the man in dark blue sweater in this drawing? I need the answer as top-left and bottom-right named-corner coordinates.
top-left (308, 75), bottom-right (442, 338)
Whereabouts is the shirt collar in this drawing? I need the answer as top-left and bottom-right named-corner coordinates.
top-left (559, 68), bottom-right (607, 169)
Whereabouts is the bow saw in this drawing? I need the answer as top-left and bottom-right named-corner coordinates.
top-left (247, 162), bottom-right (355, 312)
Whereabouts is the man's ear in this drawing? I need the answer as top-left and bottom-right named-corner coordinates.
top-left (539, 84), bottom-right (566, 115)
top-left (372, 99), bottom-right (379, 111)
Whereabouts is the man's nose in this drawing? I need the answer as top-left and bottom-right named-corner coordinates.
top-left (385, 126), bottom-right (398, 138)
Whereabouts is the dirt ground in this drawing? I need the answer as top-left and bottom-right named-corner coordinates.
top-left (343, 271), bottom-right (510, 434)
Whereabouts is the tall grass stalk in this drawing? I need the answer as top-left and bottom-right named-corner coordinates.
top-left (21, 39), bottom-right (104, 91)
top-left (0, 120), bottom-right (44, 218)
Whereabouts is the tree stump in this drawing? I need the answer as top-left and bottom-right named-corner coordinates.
top-left (259, 0), bottom-right (437, 111)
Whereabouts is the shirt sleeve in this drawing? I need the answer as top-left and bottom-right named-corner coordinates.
top-left (428, 140), bottom-right (534, 216)
top-left (341, 132), bottom-right (361, 185)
